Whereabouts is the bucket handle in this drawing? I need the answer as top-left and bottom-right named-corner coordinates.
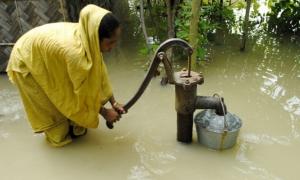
top-left (213, 93), bottom-right (228, 131)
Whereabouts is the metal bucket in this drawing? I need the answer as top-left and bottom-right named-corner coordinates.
top-left (194, 109), bottom-right (242, 150)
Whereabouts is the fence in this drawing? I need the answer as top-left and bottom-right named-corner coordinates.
top-left (0, 0), bottom-right (112, 72)
top-left (0, 0), bottom-right (71, 72)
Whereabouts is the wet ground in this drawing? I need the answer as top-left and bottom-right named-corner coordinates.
top-left (1, 33), bottom-right (300, 180)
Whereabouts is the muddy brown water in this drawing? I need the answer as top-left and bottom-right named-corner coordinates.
top-left (1, 33), bottom-right (300, 180)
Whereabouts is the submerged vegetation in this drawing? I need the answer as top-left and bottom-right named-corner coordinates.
top-left (131, 0), bottom-right (300, 65)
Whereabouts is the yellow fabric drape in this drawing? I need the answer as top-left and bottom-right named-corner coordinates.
top-left (6, 4), bottom-right (113, 129)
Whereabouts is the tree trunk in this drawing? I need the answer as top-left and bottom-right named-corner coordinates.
top-left (240, 0), bottom-right (251, 51)
top-left (166, 0), bottom-right (174, 38)
top-left (166, 0), bottom-right (179, 38)
top-left (139, 0), bottom-right (150, 50)
top-left (219, 0), bottom-right (223, 21)
top-left (147, 0), bottom-right (152, 8)
top-left (189, 0), bottom-right (201, 67)
top-left (147, 0), bottom-right (159, 38)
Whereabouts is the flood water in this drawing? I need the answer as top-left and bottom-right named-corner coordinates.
top-left (1, 3), bottom-right (300, 180)
top-left (1, 34), bottom-right (300, 179)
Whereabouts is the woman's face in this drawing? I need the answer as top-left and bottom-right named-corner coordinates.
top-left (100, 27), bottom-right (121, 52)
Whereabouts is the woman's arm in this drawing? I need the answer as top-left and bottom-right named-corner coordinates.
top-left (108, 95), bottom-right (126, 114)
top-left (108, 95), bottom-right (117, 106)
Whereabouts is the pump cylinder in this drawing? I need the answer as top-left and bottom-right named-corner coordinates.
top-left (175, 83), bottom-right (197, 143)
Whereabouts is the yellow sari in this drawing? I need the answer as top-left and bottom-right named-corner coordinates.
top-left (7, 4), bottom-right (112, 133)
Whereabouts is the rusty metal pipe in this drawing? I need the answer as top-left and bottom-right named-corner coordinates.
top-left (177, 113), bottom-right (193, 143)
top-left (175, 83), bottom-right (197, 143)
top-left (194, 96), bottom-right (227, 115)
top-left (158, 52), bottom-right (175, 84)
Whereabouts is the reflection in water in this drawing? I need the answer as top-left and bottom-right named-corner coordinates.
top-left (241, 133), bottom-right (291, 146)
top-left (284, 96), bottom-right (300, 116)
top-left (113, 132), bottom-right (132, 141)
top-left (128, 165), bottom-right (151, 180)
top-left (0, 85), bottom-right (25, 139)
top-left (0, 89), bottom-right (23, 118)
top-left (198, 28), bottom-right (300, 179)
top-left (284, 96), bottom-right (300, 138)
top-left (128, 130), bottom-right (177, 179)
top-left (256, 51), bottom-right (300, 140)
top-left (0, 130), bottom-right (9, 139)
top-left (260, 70), bottom-right (286, 100)
top-left (235, 142), bottom-right (282, 180)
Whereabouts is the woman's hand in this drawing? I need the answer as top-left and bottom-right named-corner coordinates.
top-left (100, 107), bottom-right (121, 123)
top-left (109, 96), bottom-right (126, 114)
top-left (112, 102), bottom-right (126, 114)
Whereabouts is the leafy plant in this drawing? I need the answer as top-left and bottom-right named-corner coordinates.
top-left (267, 0), bottom-right (300, 36)
top-left (175, 0), bottom-right (235, 61)
top-left (139, 43), bottom-right (159, 55)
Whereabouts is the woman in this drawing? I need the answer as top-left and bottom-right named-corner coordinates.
top-left (6, 4), bottom-right (125, 147)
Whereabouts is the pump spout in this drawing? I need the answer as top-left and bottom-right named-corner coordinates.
top-left (195, 96), bottom-right (227, 116)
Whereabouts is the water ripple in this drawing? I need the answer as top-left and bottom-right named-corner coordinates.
top-left (241, 133), bottom-right (291, 146)
top-left (235, 141), bottom-right (282, 180)
top-left (128, 132), bottom-right (177, 179)
top-left (0, 89), bottom-right (23, 118)
top-left (284, 96), bottom-right (300, 116)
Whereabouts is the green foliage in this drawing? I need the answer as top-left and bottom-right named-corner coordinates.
top-left (139, 43), bottom-right (159, 55)
top-left (175, 0), bottom-right (235, 61)
top-left (202, 2), bottom-right (235, 28)
top-left (252, 0), bottom-right (260, 16)
top-left (139, 46), bottom-right (149, 55)
top-left (175, 1), bottom-right (192, 41)
top-left (236, 2), bottom-right (245, 10)
top-left (135, 0), bottom-right (167, 56)
top-left (267, 0), bottom-right (300, 35)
